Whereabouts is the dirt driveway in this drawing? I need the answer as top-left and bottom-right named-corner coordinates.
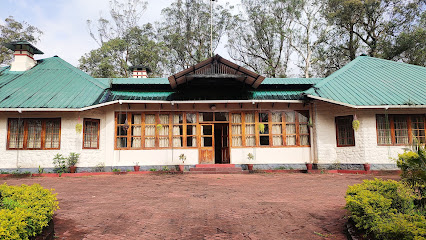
top-left (3, 173), bottom-right (398, 240)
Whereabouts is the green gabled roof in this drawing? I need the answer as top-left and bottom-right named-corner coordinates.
top-left (305, 56), bottom-right (426, 106)
top-left (0, 57), bottom-right (107, 108)
top-left (262, 78), bottom-right (323, 85)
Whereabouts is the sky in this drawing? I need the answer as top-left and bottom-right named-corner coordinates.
top-left (0, 0), bottom-right (239, 67)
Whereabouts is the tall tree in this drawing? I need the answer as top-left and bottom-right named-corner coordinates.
top-left (290, 0), bottom-right (328, 78)
top-left (158, 0), bottom-right (232, 74)
top-left (227, 0), bottom-right (302, 78)
top-left (315, 0), bottom-right (424, 76)
top-left (0, 16), bottom-right (43, 65)
top-left (80, 0), bottom-right (167, 77)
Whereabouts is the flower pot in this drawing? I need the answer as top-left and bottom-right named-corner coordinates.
top-left (247, 164), bottom-right (254, 171)
top-left (179, 165), bottom-right (185, 172)
top-left (363, 163), bottom-right (371, 171)
top-left (133, 166), bottom-right (140, 172)
top-left (306, 163), bottom-right (313, 170)
top-left (69, 166), bottom-right (77, 173)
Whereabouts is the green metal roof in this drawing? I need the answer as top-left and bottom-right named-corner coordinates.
top-left (96, 78), bottom-right (169, 85)
top-left (98, 90), bottom-right (305, 102)
top-left (262, 78), bottom-right (323, 85)
top-left (96, 77), bottom-right (321, 86)
top-left (0, 57), bottom-right (107, 108)
top-left (305, 56), bottom-right (426, 106)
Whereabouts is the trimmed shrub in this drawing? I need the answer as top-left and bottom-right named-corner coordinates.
top-left (345, 178), bottom-right (426, 239)
top-left (0, 183), bottom-right (59, 240)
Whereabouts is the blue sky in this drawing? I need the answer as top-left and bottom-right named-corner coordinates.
top-left (1, 0), bottom-right (236, 67)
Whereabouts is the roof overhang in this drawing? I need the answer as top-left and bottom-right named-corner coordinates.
top-left (307, 94), bottom-right (426, 109)
top-left (168, 54), bottom-right (265, 89)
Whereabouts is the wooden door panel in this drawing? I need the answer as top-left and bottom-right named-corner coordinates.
top-left (200, 149), bottom-right (214, 164)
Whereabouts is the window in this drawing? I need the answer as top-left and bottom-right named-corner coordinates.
top-left (115, 112), bottom-right (199, 150)
top-left (83, 119), bottom-right (100, 149)
top-left (335, 116), bottom-right (355, 147)
top-left (7, 118), bottom-right (60, 150)
top-left (376, 114), bottom-right (426, 145)
top-left (230, 111), bottom-right (310, 147)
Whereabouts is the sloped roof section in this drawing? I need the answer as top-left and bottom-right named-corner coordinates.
top-left (262, 78), bottom-right (323, 85)
top-left (0, 57), bottom-right (107, 108)
top-left (305, 56), bottom-right (426, 106)
top-left (168, 54), bottom-right (265, 89)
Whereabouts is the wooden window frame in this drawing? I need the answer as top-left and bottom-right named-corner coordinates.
top-left (185, 113), bottom-right (198, 148)
top-left (7, 118), bottom-right (61, 150)
top-left (82, 118), bottom-right (100, 149)
top-left (229, 110), bottom-right (310, 148)
top-left (376, 114), bottom-right (426, 146)
top-left (335, 115), bottom-right (355, 147)
top-left (114, 112), bottom-right (199, 150)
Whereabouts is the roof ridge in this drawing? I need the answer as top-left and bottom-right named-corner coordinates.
top-left (304, 56), bottom-right (365, 95)
top-left (366, 55), bottom-right (426, 70)
top-left (48, 57), bottom-right (107, 90)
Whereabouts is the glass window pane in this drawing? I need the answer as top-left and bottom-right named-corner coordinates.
top-left (286, 136), bottom-right (296, 145)
top-left (158, 125), bottom-right (169, 136)
top-left (259, 113), bottom-right (268, 122)
top-left (285, 112), bottom-right (295, 122)
top-left (174, 114), bottom-right (183, 124)
top-left (297, 111), bottom-right (309, 122)
top-left (187, 137), bottom-right (197, 147)
top-left (200, 112), bottom-right (213, 122)
top-left (131, 137), bottom-right (141, 148)
top-left (232, 136), bottom-right (242, 147)
top-left (259, 124), bottom-right (269, 134)
top-left (9, 119), bottom-right (24, 149)
top-left (186, 113), bottom-right (196, 123)
top-left (232, 125), bottom-right (242, 135)
top-left (202, 125), bottom-right (212, 135)
top-left (187, 125), bottom-right (196, 135)
top-left (132, 114), bottom-right (141, 124)
top-left (245, 113), bottom-right (255, 123)
top-left (377, 115), bottom-right (392, 144)
top-left (159, 137), bottom-right (169, 147)
top-left (173, 137), bottom-right (183, 147)
top-left (27, 120), bottom-right (42, 149)
top-left (215, 112), bottom-right (228, 121)
top-left (117, 137), bottom-right (127, 148)
top-left (145, 114), bottom-right (155, 124)
top-left (272, 136), bottom-right (283, 146)
top-left (272, 112), bottom-right (282, 122)
top-left (132, 126), bottom-right (141, 136)
top-left (202, 137), bottom-right (213, 147)
top-left (245, 136), bottom-right (255, 146)
top-left (245, 124), bottom-right (255, 135)
top-left (117, 126), bottom-right (128, 136)
top-left (260, 136), bottom-right (269, 146)
top-left (301, 135), bottom-right (310, 145)
top-left (173, 125), bottom-right (183, 136)
top-left (145, 137), bottom-right (155, 147)
top-left (159, 114), bottom-right (169, 124)
top-left (117, 114), bottom-right (127, 124)
top-left (145, 125), bottom-right (155, 136)
top-left (231, 114), bottom-right (242, 123)
top-left (272, 124), bottom-right (282, 134)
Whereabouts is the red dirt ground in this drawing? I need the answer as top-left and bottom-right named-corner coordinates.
top-left (3, 173), bottom-right (398, 240)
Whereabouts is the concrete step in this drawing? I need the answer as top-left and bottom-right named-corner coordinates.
top-left (190, 167), bottom-right (243, 172)
top-left (195, 164), bottom-right (235, 168)
top-left (184, 170), bottom-right (249, 174)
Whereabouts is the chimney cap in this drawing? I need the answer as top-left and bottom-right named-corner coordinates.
top-left (129, 64), bottom-right (151, 73)
top-left (3, 41), bottom-right (44, 54)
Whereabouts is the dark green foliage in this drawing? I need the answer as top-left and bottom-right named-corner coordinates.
top-left (397, 143), bottom-right (426, 209)
top-left (345, 179), bottom-right (426, 239)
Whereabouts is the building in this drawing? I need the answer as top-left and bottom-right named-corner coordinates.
top-left (0, 41), bottom-right (425, 172)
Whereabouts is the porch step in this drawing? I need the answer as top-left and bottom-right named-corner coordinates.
top-left (195, 164), bottom-right (235, 168)
top-left (188, 164), bottom-right (246, 174)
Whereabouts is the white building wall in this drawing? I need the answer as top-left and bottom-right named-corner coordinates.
top-left (314, 101), bottom-right (426, 167)
top-left (231, 147), bottom-right (310, 164)
top-left (0, 110), bottom-right (106, 170)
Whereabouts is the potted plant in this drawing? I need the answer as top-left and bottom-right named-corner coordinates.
top-left (178, 154), bottom-right (186, 172)
top-left (134, 162), bottom-right (140, 172)
top-left (247, 153), bottom-right (254, 171)
top-left (258, 123), bottom-right (265, 133)
top-left (363, 162), bottom-right (371, 171)
top-left (305, 162), bottom-right (313, 171)
top-left (67, 152), bottom-right (80, 173)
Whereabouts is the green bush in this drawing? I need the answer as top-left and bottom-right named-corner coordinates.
top-left (0, 183), bottom-right (59, 240)
top-left (345, 178), bottom-right (426, 239)
top-left (397, 144), bottom-right (426, 209)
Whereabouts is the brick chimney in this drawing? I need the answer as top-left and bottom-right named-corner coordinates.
top-left (4, 41), bottom-right (44, 71)
top-left (129, 65), bottom-right (151, 78)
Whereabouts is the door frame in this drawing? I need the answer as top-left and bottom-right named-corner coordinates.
top-left (198, 123), bottom-right (215, 164)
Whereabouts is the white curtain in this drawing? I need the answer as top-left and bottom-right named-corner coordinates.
top-left (187, 114), bottom-right (196, 123)
top-left (132, 137), bottom-right (141, 148)
top-left (273, 136), bottom-right (283, 146)
top-left (272, 112), bottom-right (282, 122)
top-left (232, 114), bottom-right (242, 123)
top-left (145, 114), bottom-right (155, 124)
top-left (285, 112), bottom-right (295, 122)
top-left (159, 114), bottom-right (169, 124)
top-left (245, 124), bottom-right (255, 134)
top-left (159, 137), bottom-right (169, 147)
top-left (298, 112), bottom-right (308, 122)
top-left (133, 114), bottom-right (141, 124)
top-left (232, 136), bottom-right (242, 147)
top-left (300, 136), bottom-right (309, 145)
top-left (245, 113), bottom-right (255, 123)
top-left (245, 136), bottom-right (255, 146)
top-left (286, 124), bottom-right (296, 145)
top-left (145, 137), bottom-right (155, 147)
top-left (173, 137), bottom-right (182, 147)
top-left (9, 120), bottom-right (24, 148)
top-left (27, 120), bottom-right (42, 148)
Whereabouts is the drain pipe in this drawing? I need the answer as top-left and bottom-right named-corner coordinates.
top-left (16, 108), bottom-right (22, 170)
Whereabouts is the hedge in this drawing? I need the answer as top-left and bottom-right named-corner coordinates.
top-left (345, 178), bottom-right (426, 240)
top-left (0, 184), bottom-right (59, 240)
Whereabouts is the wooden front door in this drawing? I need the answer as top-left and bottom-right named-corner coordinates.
top-left (199, 124), bottom-right (214, 164)
top-left (219, 124), bottom-right (230, 163)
